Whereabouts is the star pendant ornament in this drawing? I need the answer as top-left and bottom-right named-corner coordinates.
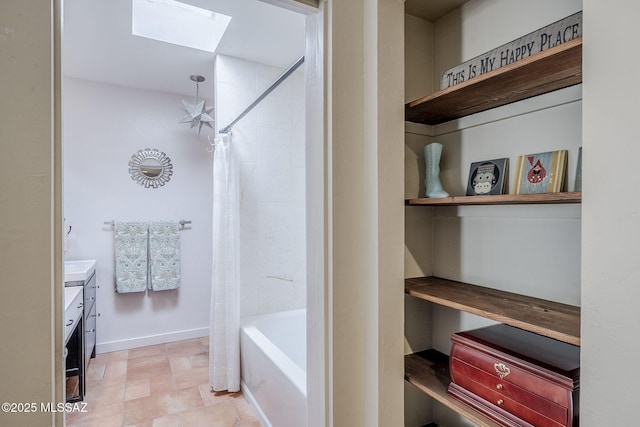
top-left (180, 99), bottom-right (214, 134)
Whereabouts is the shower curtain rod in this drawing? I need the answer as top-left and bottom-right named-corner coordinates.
top-left (218, 56), bottom-right (305, 134)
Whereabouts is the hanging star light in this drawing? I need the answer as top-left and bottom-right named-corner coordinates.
top-left (180, 74), bottom-right (214, 134)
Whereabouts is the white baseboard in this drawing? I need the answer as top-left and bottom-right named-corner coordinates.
top-left (95, 327), bottom-right (209, 354)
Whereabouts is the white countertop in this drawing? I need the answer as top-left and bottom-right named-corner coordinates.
top-left (64, 259), bottom-right (96, 283)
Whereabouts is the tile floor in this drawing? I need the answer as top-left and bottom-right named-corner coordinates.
top-left (66, 337), bottom-right (260, 427)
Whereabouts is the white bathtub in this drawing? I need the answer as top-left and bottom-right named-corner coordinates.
top-left (240, 309), bottom-right (307, 427)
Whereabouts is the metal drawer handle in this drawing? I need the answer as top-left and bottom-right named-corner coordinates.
top-left (88, 297), bottom-right (95, 301)
top-left (497, 399), bottom-right (504, 406)
top-left (494, 363), bottom-right (511, 379)
top-left (77, 303), bottom-right (83, 308)
top-left (66, 319), bottom-right (73, 326)
top-left (86, 328), bottom-right (95, 333)
top-left (496, 383), bottom-right (503, 390)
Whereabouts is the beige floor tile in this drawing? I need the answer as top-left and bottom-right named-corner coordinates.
top-left (169, 355), bottom-right (192, 374)
top-left (173, 367), bottom-right (209, 390)
top-left (179, 402), bottom-right (239, 427)
top-left (77, 339), bottom-right (259, 426)
top-left (85, 360), bottom-right (106, 381)
top-left (149, 374), bottom-right (176, 395)
top-left (65, 409), bottom-right (92, 425)
top-left (127, 354), bottom-right (171, 379)
top-left (125, 377), bottom-right (152, 401)
top-left (104, 359), bottom-right (128, 378)
top-left (128, 343), bottom-right (167, 360)
top-left (122, 394), bottom-right (168, 425)
top-left (66, 401), bottom-right (125, 425)
top-left (87, 412), bottom-right (124, 427)
top-left (189, 352), bottom-right (209, 368)
top-left (83, 380), bottom-right (125, 406)
top-left (124, 421), bottom-right (153, 427)
top-left (106, 348), bottom-right (129, 361)
top-left (156, 386), bottom-right (203, 415)
top-left (90, 352), bottom-right (110, 365)
top-left (198, 384), bottom-right (242, 406)
top-left (233, 397), bottom-right (260, 423)
top-left (166, 338), bottom-right (205, 357)
top-left (93, 348), bottom-right (128, 363)
top-left (152, 414), bottom-right (183, 427)
top-left (85, 374), bottom-right (127, 393)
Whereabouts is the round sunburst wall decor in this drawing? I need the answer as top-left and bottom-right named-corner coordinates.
top-left (128, 148), bottom-right (173, 189)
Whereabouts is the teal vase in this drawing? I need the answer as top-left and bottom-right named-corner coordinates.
top-left (424, 143), bottom-right (449, 198)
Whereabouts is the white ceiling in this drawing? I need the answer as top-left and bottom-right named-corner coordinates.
top-left (63, 0), bottom-right (306, 97)
top-left (405, 0), bottom-right (468, 22)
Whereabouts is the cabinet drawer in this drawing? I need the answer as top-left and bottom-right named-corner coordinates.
top-left (451, 342), bottom-right (571, 407)
top-left (64, 290), bottom-right (83, 344)
top-left (451, 356), bottom-right (567, 426)
top-left (84, 305), bottom-right (96, 369)
top-left (84, 272), bottom-right (97, 314)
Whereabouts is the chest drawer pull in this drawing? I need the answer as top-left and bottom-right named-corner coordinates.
top-left (497, 399), bottom-right (504, 405)
top-left (494, 362), bottom-right (510, 379)
top-left (496, 383), bottom-right (503, 390)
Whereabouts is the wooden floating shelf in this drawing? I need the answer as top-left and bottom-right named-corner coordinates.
top-left (405, 38), bottom-right (582, 125)
top-left (405, 350), bottom-right (502, 427)
top-left (406, 191), bottom-right (581, 206)
top-left (405, 276), bottom-right (581, 346)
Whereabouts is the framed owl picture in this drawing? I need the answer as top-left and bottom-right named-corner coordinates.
top-left (514, 150), bottom-right (567, 194)
top-left (466, 158), bottom-right (509, 196)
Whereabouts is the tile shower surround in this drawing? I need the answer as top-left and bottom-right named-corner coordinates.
top-left (215, 55), bottom-right (306, 318)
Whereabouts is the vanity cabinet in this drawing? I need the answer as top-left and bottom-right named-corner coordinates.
top-left (64, 286), bottom-right (83, 402)
top-left (82, 271), bottom-right (97, 368)
top-left (403, 3), bottom-right (582, 426)
top-left (65, 269), bottom-right (97, 401)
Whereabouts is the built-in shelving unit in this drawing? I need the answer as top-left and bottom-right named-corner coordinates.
top-left (405, 350), bottom-right (502, 427)
top-left (405, 276), bottom-right (581, 346)
top-left (405, 37), bottom-right (582, 125)
top-left (403, 11), bottom-right (583, 426)
top-left (406, 191), bottom-right (581, 206)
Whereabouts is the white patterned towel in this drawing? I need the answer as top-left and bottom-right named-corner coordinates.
top-left (114, 221), bottom-right (149, 293)
top-left (149, 221), bottom-right (181, 291)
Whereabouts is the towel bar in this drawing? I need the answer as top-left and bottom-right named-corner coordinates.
top-left (104, 220), bottom-right (192, 228)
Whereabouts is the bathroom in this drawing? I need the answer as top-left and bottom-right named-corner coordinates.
top-left (62, 0), bottom-right (310, 425)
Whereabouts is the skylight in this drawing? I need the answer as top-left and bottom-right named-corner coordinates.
top-left (132, 0), bottom-right (231, 53)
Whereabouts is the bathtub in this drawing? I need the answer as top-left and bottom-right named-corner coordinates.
top-left (240, 309), bottom-right (307, 427)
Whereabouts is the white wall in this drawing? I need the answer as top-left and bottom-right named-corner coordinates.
top-left (404, 1), bottom-right (583, 425)
top-left (63, 78), bottom-right (214, 352)
top-left (582, 0), bottom-right (640, 424)
top-left (214, 55), bottom-right (306, 317)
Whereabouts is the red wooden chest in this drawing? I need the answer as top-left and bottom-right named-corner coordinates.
top-left (448, 324), bottom-right (580, 427)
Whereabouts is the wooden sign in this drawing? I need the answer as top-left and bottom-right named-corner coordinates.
top-left (440, 11), bottom-right (582, 89)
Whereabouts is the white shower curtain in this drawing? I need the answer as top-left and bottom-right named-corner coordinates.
top-left (209, 133), bottom-right (240, 392)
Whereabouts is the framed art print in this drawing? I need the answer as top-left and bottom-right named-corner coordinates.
top-left (574, 147), bottom-right (582, 192)
top-left (466, 158), bottom-right (508, 196)
top-left (514, 150), bottom-right (567, 194)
